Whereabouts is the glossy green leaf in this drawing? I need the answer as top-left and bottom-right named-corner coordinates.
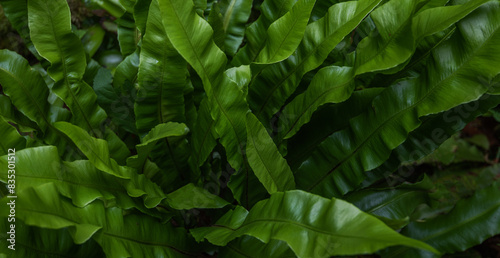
top-left (117, 13), bottom-right (138, 56)
top-left (0, 117), bottom-right (26, 156)
top-left (191, 190), bottom-right (438, 257)
top-left (279, 66), bottom-right (355, 140)
top-left (127, 122), bottom-right (189, 170)
top-left (255, 0), bottom-right (316, 64)
top-left (246, 113), bottom-right (295, 194)
top-left (0, 146), bottom-right (157, 216)
top-left (190, 97), bottom-right (218, 167)
top-left (133, 0), bottom-right (152, 34)
top-left (249, 0), bottom-right (382, 122)
top-left (354, 0), bottom-right (489, 75)
top-left (0, 49), bottom-right (50, 132)
top-left (345, 176), bottom-right (433, 223)
top-left (296, 2), bottom-right (500, 197)
top-left (385, 182), bottom-right (500, 257)
top-left (54, 121), bottom-right (166, 208)
top-left (166, 183), bottom-right (229, 209)
top-left (28, 0), bottom-right (107, 132)
top-left (91, 0), bottom-right (126, 18)
top-left (232, 0), bottom-right (297, 66)
top-left (285, 88), bottom-right (385, 169)
top-left (135, 0), bottom-right (188, 136)
top-left (0, 183), bottom-right (198, 257)
top-left (217, 0), bottom-right (252, 55)
top-left (81, 25), bottom-right (105, 57)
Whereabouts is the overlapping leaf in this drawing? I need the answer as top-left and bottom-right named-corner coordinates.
top-left (296, 2), bottom-right (500, 197)
top-left (28, 0), bottom-right (107, 132)
top-left (191, 190), bottom-right (438, 257)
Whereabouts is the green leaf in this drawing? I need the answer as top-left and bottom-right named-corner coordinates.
top-left (246, 113), bottom-right (295, 194)
top-left (249, 0), bottom-right (382, 122)
top-left (385, 182), bottom-right (500, 257)
top-left (218, 0), bottom-right (253, 56)
top-left (279, 66), bottom-right (355, 140)
top-left (81, 25), bottom-right (105, 57)
top-left (166, 183), bottom-right (229, 209)
top-left (158, 0), bottom-right (226, 89)
top-left (135, 0), bottom-right (188, 136)
top-left (0, 220), bottom-right (105, 257)
top-left (54, 121), bottom-right (166, 208)
top-left (28, 0), bottom-right (107, 133)
top-left (127, 122), bottom-right (189, 171)
top-left (345, 176), bottom-right (433, 223)
top-left (255, 0), bottom-right (316, 64)
top-left (91, 0), bottom-right (126, 18)
top-left (296, 2), bottom-right (500, 197)
top-left (117, 13), bottom-right (138, 56)
top-left (133, 0), bottom-right (152, 34)
top-left (0, 146), bottom-right (157, 217)
top-left (0, 49), bottom-right (50, 132)
top-left (0, 117), bottom-right (26, 156)
top-left (191, 190), bottom-right (438, 257)
top-left (232, 0), bottom-right (297, 66)
top-left (0, 0), bottom-right (40, 59)
top-left (0, 183), bottom-right (199, 257)
top-left (354, 0), bottom-right (489, 75)
top-left (190, 97), bottom-right (218, 167)
top-left (285, 88), bottom-right (384, 169)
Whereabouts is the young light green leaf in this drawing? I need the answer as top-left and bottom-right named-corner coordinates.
top-left (255, 0), bottom-right (316, 64)
top-left (246, 113), bottom-right (295, 194)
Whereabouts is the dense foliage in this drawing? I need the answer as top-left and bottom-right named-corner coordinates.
top-left (1, 0), bottom-right (500, 257)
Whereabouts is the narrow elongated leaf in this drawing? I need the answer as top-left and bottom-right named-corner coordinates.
top-left (354, 0), bottom-right (489, 75)
top-left (255, 0), bottom-right (316, 64)
top-left (296, 2), bottom-right (500, 197)
top-left (28, 0), bottom-right (107, 132)
top-left (384, 182), bottom-right (500, 257)
top-left (127, 122), bottom-right (189, 170)
top-left (249, 0), bottom-right (382, 121)
top-left (279, 66), bottom-right (355, 140)
top-left (135, 0), bottom-right (188, 136)
top-left (232, 0), bottom-right (297, 66)
top-left (190, 97), bottom-right (218, 167)
top-left (0, 50), bottom-right (50, 132)
top-left (345, 176), bottom-right (433, 222)
top-left (54, 121), bottom-right (166, 208)
top-left (246, 113), bottom-right (295, 194)
top-left (166, 183), bottom-right (229, 209)
top-left (159, 0), bottom-right (250, 172)
top-left (158, 0), bottom-right (226, 88)
top-left (133, 0), bottom-right (152, 34)
top-left (191, 190), bottom-right (438, 257)
top-left (218, 0), bottom-right (252, 56)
